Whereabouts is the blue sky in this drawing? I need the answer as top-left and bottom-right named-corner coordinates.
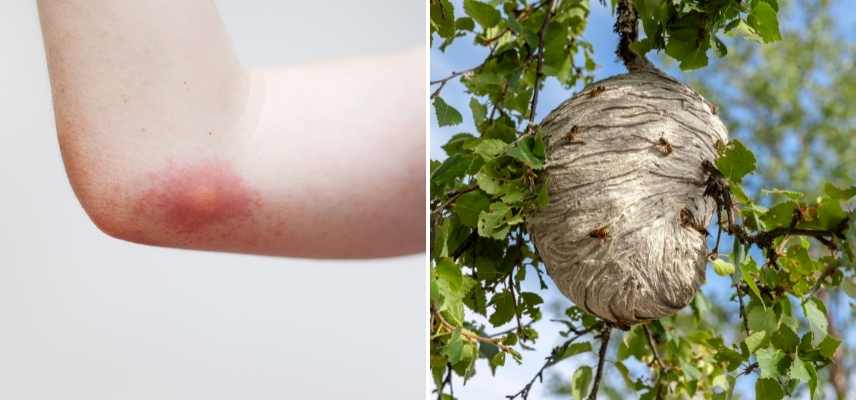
top-left (431, 1), bottom-right (856, 398)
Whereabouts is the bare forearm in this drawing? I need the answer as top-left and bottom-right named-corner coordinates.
top-left (245, 49), bottom-right (426, 257)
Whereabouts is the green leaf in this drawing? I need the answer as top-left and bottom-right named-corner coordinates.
top-left (802, 298), bottom-right (828, 347)
top-left (744, 331), bottom-right (767, 352)
top-left (817, 334), bottom-right (840, 359)
top-left (755, 377), bottom-right (784, 400)
top-left (789, 356), bottom-right (811, 383)
top-left (444, 328), bottom-right (465, 364)
top-left (823, 182), bottom-right (856, 200)
top-left (842, 277), bottom-right (856, 298)
top-left (434, 259), bottom-right (467, 326)
top-left (488, 291), bottom-right (515, 326)
top-left (434, 96), bottom-right (463, 127)
top-left (740, 258), bottom-right (765, 308)
top-left (475, 171), bottom-right (503, 195)
top-left (747, 2), bottom-right (782, 43)
top-left (489, 351), bottom-right (506, 373)
top-left (728, 20), bottom-right (763, 43)
top-left (463, 0), bottom-right (501, 29)
top-left (452, 190), bottom-right (490, 227)
top-left (712, 259), bottom-right (735, 276)
top-left (771, 325), bottom-right (799, 354)
top-left (473, 139), bottom-right (509, 160)
top-left (571, 366), bottom-right (593, 400)
top-left (477, 202), bottom-right (513, 240)
top-left (431, 154), bottom-right (477, 189)
top-left (470, 97), bottom-right (488, 128)
top-left (430, 0), bottom-right (456, 39)
top-left (456, 17), bottom-right (475, 32)
top-left (748, 306), bottom-right (777, 334)
top-left (442, 133), bottom-right (478, 156)
top-left (506, 135), bottom-right (546, 169)
top-left (558, 342), bottom-right (593, 361)
top-left (756, 347), bottom-right (786, 379)
top-left (716, 140), bottom-right (757, 182)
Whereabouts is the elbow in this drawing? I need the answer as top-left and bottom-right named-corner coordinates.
top-left (74, 186), bottom-right (151, 245)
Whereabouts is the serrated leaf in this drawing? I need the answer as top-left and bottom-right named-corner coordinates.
top-left (740, 258), bottom-right (766, 308)
top-left (431, 154), bottom-right (473, 187)
top-left (756, 347), bottom-right (786, 379)
top-left (803, 299), bottom-right (828, 347)
top-left (477, 202), bottom-right (513, 240)
top-left (771, 325), bottom-right (799, 354)
top-left (755, 377), bottom-right (784, 400)
top-left (716, 140), bottom-right (757, 182)
top-left (744, 331), bottom-right (766, 352)
top-left (475, 171), bottom-right (503, 195)
top-left (430, 0), bottom-right (456, 39)
top-left (823, 182), bottom-right (856, 200)
top-left (571, 366), bottom-right (593, 400)
top-left (748, 306), bottom-right (777, 333)
top-left (434, 96), bottom-right (463, 127)
top-left (789, 356), bottom-right (811, 383)
top-left (488, 291), bottom-right (515, 326)
top-left (473, 139), bottom-right (509, 160)
top-left (463, 0), bottom-right (501, 29)
top-left (558, 342), bottom-right (592, 361)
top-left (747, 2), bottom-right (781, 43)
top-left (506, 136), bottom-right (546, 169)
top-left (452, 190), bottom-right (490, 227)
top-left (444, 329), bottom-right (465, 364)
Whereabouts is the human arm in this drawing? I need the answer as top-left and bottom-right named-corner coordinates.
top-left (37, 0), bottom-right (425, 258)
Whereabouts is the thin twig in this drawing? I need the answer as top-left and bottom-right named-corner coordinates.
top-left (508, 265), bottom-right (526, 340)
top-left (436, 362), bottom-right (454, 400)
top-left (430, 66), bottom-right (480, 98)
top-left (642, 324), bottom-right (665, 370)
top-left (432, 307), bottom-right (517, 353)
top-left (506, 327), bottom-right (594, 399)
top-left (527, 0), bottom-right (556, 127)
top-left (432, 184), bottom-right (479, 215)
top-left (481, 0), bottom-right (550, 45)
top-left (734, 277), bottom-right (751, 336)
top-left (587, 326), bottom-right (612, 400)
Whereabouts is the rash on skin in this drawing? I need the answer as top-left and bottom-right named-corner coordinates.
top-left (135, 159), bottom-right (262, 235)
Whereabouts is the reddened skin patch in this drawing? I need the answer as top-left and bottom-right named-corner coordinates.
top-left (135, 159), bottom-right (262, 235)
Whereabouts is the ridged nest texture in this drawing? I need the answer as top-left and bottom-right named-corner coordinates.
top-left (527, 71), bottom-right (729, 328)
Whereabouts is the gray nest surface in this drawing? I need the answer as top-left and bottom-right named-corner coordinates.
top-left (528, 70), bottom-right (729, 328)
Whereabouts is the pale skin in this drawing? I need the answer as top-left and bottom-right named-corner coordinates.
top-left (37, 0), bottom-right (425, 258)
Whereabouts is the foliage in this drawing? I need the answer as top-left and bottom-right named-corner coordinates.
top-left (430, 0), bottom-right (855, 399)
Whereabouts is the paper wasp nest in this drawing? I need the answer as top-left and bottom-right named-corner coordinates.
top-left (527, 71), bottom-right (728, 328)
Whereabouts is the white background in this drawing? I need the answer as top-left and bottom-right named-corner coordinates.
top-left (0, 1), bottom-right (425, 399)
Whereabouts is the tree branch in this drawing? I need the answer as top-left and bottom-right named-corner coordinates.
top-left (506, 326), bottom-right (595, 400)
top-left (432, 184), bottom-right (479, 215)
top-left (587, 325), bottom-right (612, 400)
top-left (642, 324), bottom-right (666, 370)
top-left (432, 307), bottom-right (518, 354)
top-left (431, 66), bottom-right (481, 98)
top-left (614, 0), bottom-right (654, 72)
top-left (527, 0), bottom-right (556, 128)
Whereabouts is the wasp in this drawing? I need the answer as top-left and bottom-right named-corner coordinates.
top-left (589, 85), bottom-right (606, 98)
top-left (656, 136), bottom-right (673, 155)
top-left (589, 226), bottom-right (609, 240)
top-left (564, 125), bottom-right (585, 145)
top-left (706, 100), bottom-right (718, 115)
top-left (679, 208), bottom-right (708, 236)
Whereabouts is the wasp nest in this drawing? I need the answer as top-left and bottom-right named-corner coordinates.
top-left (527, 70), bottom-right (728, 328)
